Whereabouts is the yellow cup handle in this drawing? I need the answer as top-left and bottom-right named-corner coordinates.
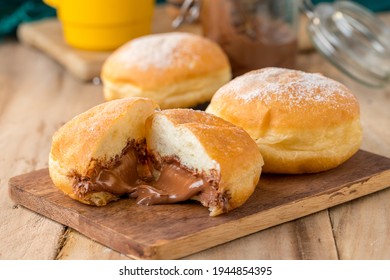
top-left (43, 0), bottom-right (59, 8)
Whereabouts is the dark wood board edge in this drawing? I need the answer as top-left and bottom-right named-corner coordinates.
top-left (153, 169), bottom-right (390, 259)
top-left (8, 177), bottom-right (154, 259)
top-left (7, 151), bottom-right (390, 259)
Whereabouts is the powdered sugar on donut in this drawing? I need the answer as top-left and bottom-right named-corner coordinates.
top-left (222, 68), bottom-right (355, 111)
top-left (117, 33), bottom-right (200, 71)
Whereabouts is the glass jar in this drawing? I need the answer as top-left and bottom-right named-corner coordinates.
top-left (200, 0), bottom-right (299, 77)
top-left (302, 0), bottom-right (390, 87)
top-left (172, 0), bottom-right (390, 87)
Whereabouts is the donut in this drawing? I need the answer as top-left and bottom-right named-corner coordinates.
top-left (206, 67), bottom-right (362, 174)
top-left (49, 97), bottom-right (263, 216)
top-left (101, 32), bottom-right (231, 109)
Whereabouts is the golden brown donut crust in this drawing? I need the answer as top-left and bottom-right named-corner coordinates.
top-left (101, 32), bottom-right (230, 88)
top-left (101, 32), bottom-right (231, 109)
top-left (49, 97), bottom-right (159, 204)
top-left (145, 109), bottom-right (264, 215)
top-left (49, 98), bottom-right (263, 215)
top-left (206, 67), bottom-right (362, 174)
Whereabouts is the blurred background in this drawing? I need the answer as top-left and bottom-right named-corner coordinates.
top-left (1, 0), bottom-right (390, 41)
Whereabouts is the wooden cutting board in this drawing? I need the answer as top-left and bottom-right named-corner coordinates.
top-left (8, 150), bottom-right (390, 260)
top-left (17, 18), bottom-right (111, 81)
top-left (15, 6), bottom-right (202, 82)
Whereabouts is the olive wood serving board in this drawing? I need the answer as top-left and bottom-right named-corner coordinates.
top-left (8, 150), bottom-right (390, 260)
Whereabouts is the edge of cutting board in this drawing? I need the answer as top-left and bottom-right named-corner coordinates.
top-left (8, 150), bottom-right (390, 259)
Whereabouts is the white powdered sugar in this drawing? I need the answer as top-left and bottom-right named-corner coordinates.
top-left (118, 33), bottom-right (200, 71)
top-left (223, 68), bottom-right (353, 110)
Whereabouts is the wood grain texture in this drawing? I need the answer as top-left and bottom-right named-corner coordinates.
top-left (17, 19), bottom-right (110, 81)
top-left (0, 42), bottom-right (79, 259)
top-left (296, 51), bottom-right (390, 260)
top-left (0, 40), bottom-right (105, 259)
top-left (8, 150), bottom-right (390, 259)
top-left (330, 188), bottom-right (390, 259)
top-left (56, 230), bottom-right (129, 260)
top-left (1, 7), bottom-right (390, 261)
top-left (183, 210), bottom-right (339, 260)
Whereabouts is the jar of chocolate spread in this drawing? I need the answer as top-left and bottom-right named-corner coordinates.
top-left (200, 0), bottom-right (299, 77)
top-left (172, 0), bottom-right (390, 87)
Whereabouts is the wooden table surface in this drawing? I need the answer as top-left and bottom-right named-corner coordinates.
top-left (1, 7), bottom-right (390, 260)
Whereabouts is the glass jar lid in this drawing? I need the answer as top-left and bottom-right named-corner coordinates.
top-left (302, 0), bottom-right (390, 87)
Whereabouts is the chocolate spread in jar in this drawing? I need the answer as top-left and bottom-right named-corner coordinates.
top-left (71, 140), bottom-right (227, 211)
top-left (201, 0), bottom-right (298, 77)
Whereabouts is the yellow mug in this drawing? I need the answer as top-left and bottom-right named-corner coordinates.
top-left (44, 0), bottom-right (155, 51)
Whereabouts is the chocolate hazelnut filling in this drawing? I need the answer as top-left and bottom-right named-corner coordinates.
top-left (131, 159), bottom-right (212, 204)
top-left (72, 140), bottom-right (226, 210)
top-left (201, 0), bottom-right (298, 77)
